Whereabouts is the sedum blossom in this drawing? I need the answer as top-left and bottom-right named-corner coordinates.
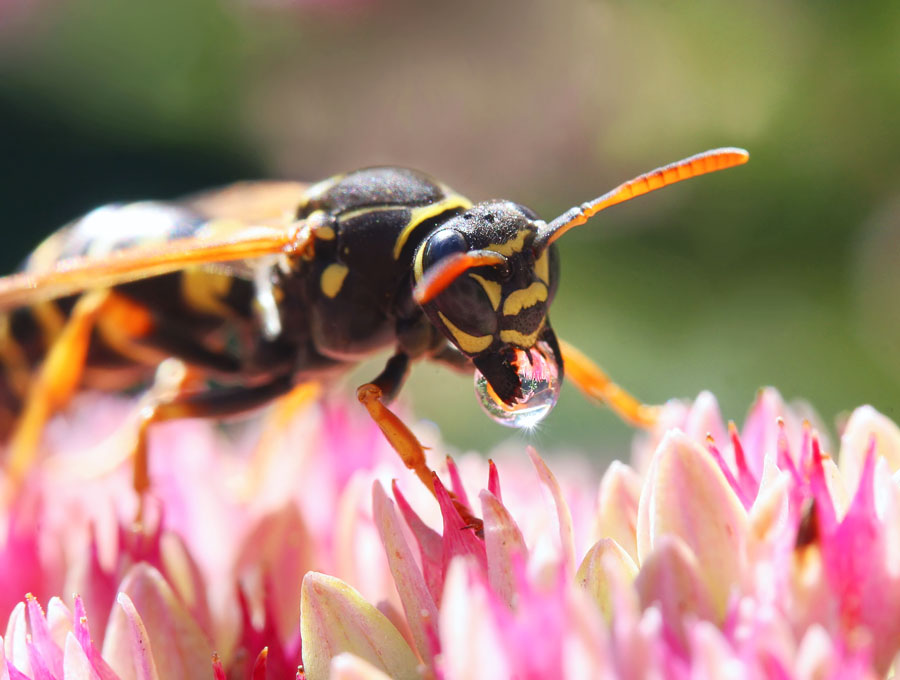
top-left (1, 387), bottom-right (900, 678)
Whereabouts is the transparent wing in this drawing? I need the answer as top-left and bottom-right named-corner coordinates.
top-left (0, 181), bottom-right (314, 310)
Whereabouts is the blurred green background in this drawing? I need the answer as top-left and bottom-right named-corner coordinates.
top-left (1, 0), bottom-right (899, 459)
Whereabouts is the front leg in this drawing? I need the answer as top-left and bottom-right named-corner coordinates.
top-left (559, 338), bottom-right (659, 428)
top-left (356, 351), bottom-right (437, 494)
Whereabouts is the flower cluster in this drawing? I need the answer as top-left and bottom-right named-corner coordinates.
top-left (1, 386), bottom-right (899, 678)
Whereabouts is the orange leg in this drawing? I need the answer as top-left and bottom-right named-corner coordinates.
top-left (357, 352), bottom-right (437, 496)
top-left (559, 338), bottom-right (659, 428)
top-left (6, 290), bottom-right (110, 490)
top-left (357, 384), bottom-right (436, 495)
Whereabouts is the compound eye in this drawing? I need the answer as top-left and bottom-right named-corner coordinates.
top-left (423, 229), bottom-right (468, 269)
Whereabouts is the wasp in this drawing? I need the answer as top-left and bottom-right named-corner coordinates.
top-left (0, 148), bottom-right (748, 502)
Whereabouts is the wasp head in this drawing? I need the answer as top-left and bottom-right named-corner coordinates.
top-left (414, 200), bottom-right (562, 407)
top-left (411, 147), bottom-right (751, 423)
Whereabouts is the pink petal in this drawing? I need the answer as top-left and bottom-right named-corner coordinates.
top-left (211, 653), bottom-right (226, 680)
top-left (251, 647), bottom-right (268, 680)
top-left (105, 593), bottom-right (160, 680)
top-left (234, 579), bottom-right (300, 678)
top-left (103, 565), bottom-right (209, 680)
top-left (683, 391), bottom-right (728, 449)
top-left (479, 489), bottom-right (528, 608)
top-left (688, 621), bottom-right (745, 679)
top-left (45, 598), bottom-right (73, 651)
top-left (66, 526), bottom-right (119, 641)
top-left (487, 460), bottom-right (502, 502)
top-left (72, 596), bottom-right (118, 680)
top-left (575, 538), bottom-right (638, 622)
top-left (706, 437), bottom-right (753, 510)
top-left (4, 602), bottom-right (27, 673)
top-left (635, 536), bottom-right (716, 654)
top-left (235, 503), bottom-right (315, 644)
top-left (0, 499), bottom-right (52, 640)
top-left (741, 388), bottom-right (789, 479)
top-left (528, 447), bottom-right (576, 571)
top-left (808, 435), bottom-right (838, 534)
top-left (62, 633), bottom-right (104, 680)
top-left (747, 471), bottom-right (791, 548)
top-left (821, 440), bottom-right (900, 673)
top-left (593, 461), bottom-right (642, 564)
top-left (637, 431), bottom-right (748, 618)
top-left (560, 593), bottom-right (614, 679)
top-left (6, 664), bottom-right (28, 680)
top-left (300, 572), bottom-right (420, 680)
top-left (25, 641), bottom-right (54, 680)
top-left (729, 421), bottom-right (760, 503)
top-left (329, 653), bottom-right (394, 680)
top-left (391, 481), bottom-right (444, 604)
top-left (839, 405), bottom-right (900, 496)
top-left (433, 476), bottom-right (487, 576)
top-left (444, 456), bottom-right (471, 511)
top-left (158, 532), bottom-right (213, 640)
top-left (439, 559), bottom-right (512, 680)
top-left (0, 636), bottom-right (29, 680)
top-left (794, 625), bottom-right (839, 680)
top-left (25, 595), bottom-right (63, 677)
top-left (372, 482), bottom-right (440, 666)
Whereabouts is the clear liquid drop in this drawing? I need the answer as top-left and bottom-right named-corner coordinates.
top-left (474, 341), bottom-right (561, 428)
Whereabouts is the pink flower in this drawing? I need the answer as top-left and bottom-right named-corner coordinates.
top-left (2, 387), bottom-right (900, 678)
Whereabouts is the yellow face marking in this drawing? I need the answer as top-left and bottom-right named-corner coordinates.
top-left (413, 241), bottom-right (427, 284)
top-left (500, 320), bottom-right (545, 348)
top-left (469, 273), bottom-right (502, 311)
top-left (502, 282), bottom-right (548, 316)
top-left (534, 250), bottom-right (550, 285)
top-left (438, 311), bottom-right (493, 353)
top-left (320, 263), bottom-right (349, 298)
top-left (392, 195), bottom-right (472, 259)
top-left (487, 229), bottom-right (529, 257)
top-left (181, 269), bottom-right (233, 317)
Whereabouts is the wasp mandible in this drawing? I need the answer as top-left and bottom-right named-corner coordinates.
top-left (0, 148), bottom-right (748, 502)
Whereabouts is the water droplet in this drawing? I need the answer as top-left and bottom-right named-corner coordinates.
top-left (474, 341), bottom-right (561, 428)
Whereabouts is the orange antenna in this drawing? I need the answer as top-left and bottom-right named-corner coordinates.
top-left (534, 147), bottom-right (749, 251)
top-left (413, 250), bottom-right (508, 304)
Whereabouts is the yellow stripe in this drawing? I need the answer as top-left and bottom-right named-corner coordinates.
top-left (534, 250), bottom-right (550, 284)
top-left (500, 320), bottom-right (545, 348)
top-left (320, 263), bottom-right (349, 298)
top-left (438, 311), bottom-right (493, 353)
top-left (502, 282), bottom-right (548, 316)
top-left (487, 229), bottom-right (529, 257)
top-left (316, 225), bottom-right (336, 240)
top-left (392, 196), bottom-right (472, 259)
top-left (414, 241), bottom-right (427, 284)
top-left (469, 274), bottom-right (502, 310)
top-left (181, 269), bottom-right (233, 317)
top-left (336, 204), bottom-right (401, 222)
